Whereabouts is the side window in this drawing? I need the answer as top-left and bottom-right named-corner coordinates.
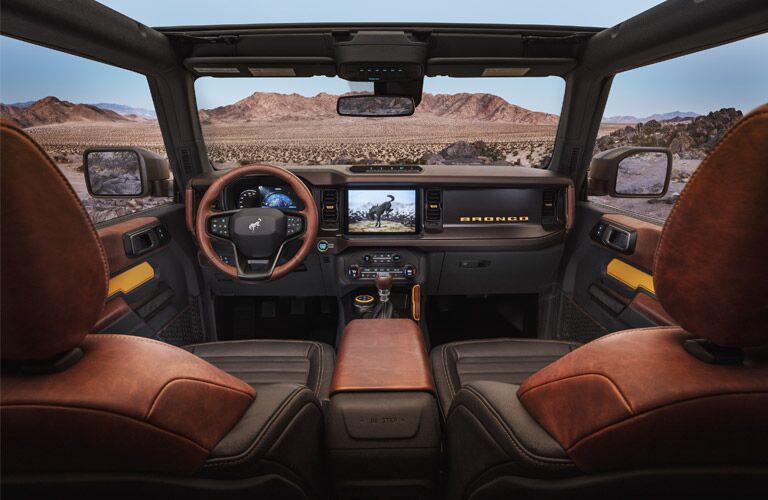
top-left (590, 33), bottom-right (768, 221)
top-left (0, 36), bottom-right (172, 223)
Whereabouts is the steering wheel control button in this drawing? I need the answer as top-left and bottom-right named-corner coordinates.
top-left (286, 215), bottom-right (304, 236)
top-left (209, 216), bottom-right (231, 238)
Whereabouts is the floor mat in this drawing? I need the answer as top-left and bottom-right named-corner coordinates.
top-left (426, 294), bottom-right (538, 347)
top-left (215, 296), bottom-right (338, 346)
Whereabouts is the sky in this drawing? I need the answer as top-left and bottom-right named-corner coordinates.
top-left (1, 1), bottom-right (766, 117)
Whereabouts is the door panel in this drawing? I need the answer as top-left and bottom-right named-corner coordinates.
top-left (94, 204), bottom-right (207, 346)
top-left (558, 201), bottom-right (676, 340)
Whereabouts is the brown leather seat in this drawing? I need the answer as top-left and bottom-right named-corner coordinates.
top-left (439, 104), bottom-right (768, 499)
top-left (0, 120), bottom-right (325, 498)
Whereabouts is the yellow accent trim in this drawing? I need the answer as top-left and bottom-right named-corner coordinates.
top-left (354, 294), bottom-right (375, 304)
top-left (108, 262), bottom-right (155, 297)
top-left (606, 259), bottom-right (655, 294)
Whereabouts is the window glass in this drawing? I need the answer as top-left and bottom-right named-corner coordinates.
top-left (591, 33), bottom-right (768, 221)
top-left (194, 76), bottom-right (565, 170)
top-left (0, 36), bottom-right (172, 223)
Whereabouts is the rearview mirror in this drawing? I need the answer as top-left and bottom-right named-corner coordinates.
top-left (84, 148), bottom-right (172, 198)
top-left (588, 147), bottom-right (672, 198)
top-left (337, 95), bottom-right (415, 117)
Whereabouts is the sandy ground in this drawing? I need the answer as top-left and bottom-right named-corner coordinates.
top-left (348, 220), bottom-right (416, 233)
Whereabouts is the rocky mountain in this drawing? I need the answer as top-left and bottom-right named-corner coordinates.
top-left (93, 103), bottom-right (157, 118)
top-left (0, 96), bottom-right (132, 128)
top-left (199, 92), bottom-right (558, 124)
top-left (602, 111), bottom-right (700, 124)
top-left (596, 108), bottom-right (742, 159)
top-left (417, 93), bottom-right (559, 124)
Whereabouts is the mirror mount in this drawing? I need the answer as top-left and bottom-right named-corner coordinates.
top-left (588, 146), bottom-right (672, 198)
top-left (83, 147), bottom-right (171, 198)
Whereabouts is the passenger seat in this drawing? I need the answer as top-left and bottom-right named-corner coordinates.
top-left (430, 338), bottom-right (580, 416)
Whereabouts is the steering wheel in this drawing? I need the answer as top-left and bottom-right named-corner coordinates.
top-left (195, 164), bottom-right (318, 281)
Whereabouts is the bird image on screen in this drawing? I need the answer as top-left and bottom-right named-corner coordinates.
top-left (347, 189), bottom-right (417, 233)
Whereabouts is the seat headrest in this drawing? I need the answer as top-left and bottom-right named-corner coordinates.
top-left (654, 104), bottom-right (768, 347)
top-left (1, 120), bottom-right (109, 361)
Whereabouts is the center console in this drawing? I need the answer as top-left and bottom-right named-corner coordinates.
top-left (325, 319), bottom-right (440, 499)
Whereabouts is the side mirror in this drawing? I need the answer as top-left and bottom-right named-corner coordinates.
top-left (337, 95), bottom-right (415, 117)
top-left (588, 146), bottom-right (672, 198)
top-left (84, 148), bottom-right (172, 198)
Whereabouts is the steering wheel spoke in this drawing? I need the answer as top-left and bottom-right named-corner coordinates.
top-left (232, 239), bottom-right (289, 281)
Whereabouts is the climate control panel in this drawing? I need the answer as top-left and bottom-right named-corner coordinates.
top-left (343, 250), bottom-right (420, 282)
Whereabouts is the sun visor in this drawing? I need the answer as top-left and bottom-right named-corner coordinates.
top-left (427, 57), bottom-right (576, 77)
top-left (184, 57), bottom-right (335, 77)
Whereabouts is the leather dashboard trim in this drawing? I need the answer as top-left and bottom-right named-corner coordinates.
top-left (97, 216), bottom-right (160, 274)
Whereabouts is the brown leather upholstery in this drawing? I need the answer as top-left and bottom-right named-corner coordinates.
top-left (2, 335), bottom-right (255, 474)
top-left (518, 327), bottom-right (768, 472)
top-left (331, 319), bottom-right (434, 395)
top-left (654, 103), bottom-right (768, 347)
top-left (0, 121), bottom-right (257, 477)
top-left (93, 296), bottom-right (131, 331)
top-left (517, 104), bottom-right (768, 474)
top-left (629, 292), bottom-right (675, 326)
top-left (0, 120), bottom-right (109, 360)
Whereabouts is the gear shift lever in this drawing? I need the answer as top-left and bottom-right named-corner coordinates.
top-left (372, 272), bottom-right (394, 319)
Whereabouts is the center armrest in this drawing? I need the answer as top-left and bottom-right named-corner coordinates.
top-left (330, 319), bottom-right (435, 395)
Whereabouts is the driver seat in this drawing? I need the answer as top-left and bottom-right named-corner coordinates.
top-left (0, 120), bottom-right (330, 498)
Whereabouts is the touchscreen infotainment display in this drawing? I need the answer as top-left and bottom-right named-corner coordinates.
top-left (346, 189), bottom-right (418, 234)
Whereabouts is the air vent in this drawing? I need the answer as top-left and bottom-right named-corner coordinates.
top-left (542, 189), bottom-right (563, 230)
top-left (321, 189), bottom-right (339, 227)
top-left (424, 188), bottom-right (443, 233)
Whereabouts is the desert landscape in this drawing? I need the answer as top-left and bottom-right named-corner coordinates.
top-left (1, 92), bottom-right (741, 222)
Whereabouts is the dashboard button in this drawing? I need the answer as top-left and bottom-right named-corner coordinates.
top-left (317, 240), bottom-right (329, 252)
top-left (348, 265), bottom-right (360, 279)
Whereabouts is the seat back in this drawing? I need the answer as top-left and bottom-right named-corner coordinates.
top-left (518, 103), bottom-right (768, 473)
top-left (0, 120), bottom-right (256, 476)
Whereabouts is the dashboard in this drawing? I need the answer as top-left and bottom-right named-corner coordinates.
top-left (196, 164), bottom-right (575, 250)
top-left (190, 164), bottom-right (575, 293)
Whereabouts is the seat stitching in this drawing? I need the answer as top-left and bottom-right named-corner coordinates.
top-left (145, 377), bottom-right (255, 418)
top-left (567, 390), bottom-right (768, 452)
top-left (2, 403), bottom-right (210, 454)
top-left (443, 344), bottom-right (456, 398)
top-left (203, 386), bottom-right (312, 468)
top-left (517, 372), bottom-right (634, 414)
top-left (449, 388), bottom-right (574, 468)
top-left (315, 342), bottom-right (324, 396)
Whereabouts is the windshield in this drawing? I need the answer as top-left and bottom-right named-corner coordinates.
top-left (99, 0), bottom-right (662, 28)
top-left (195, 77), bottom-right (566, 169)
